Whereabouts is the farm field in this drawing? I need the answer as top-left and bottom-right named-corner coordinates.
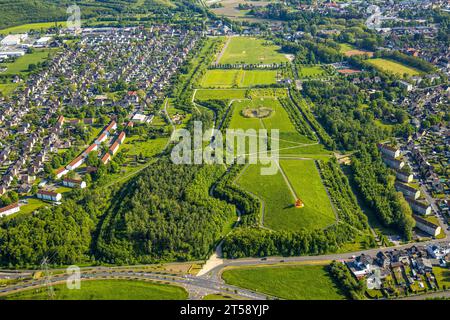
top-left (0, 49), bottom-right (55, 75)
top-left (2, 280), bottom-right (188, 300)
top-left (236, 159), bottom-right (336, 231)
top-left (222, 264), bottom-right (346, 300)
top-left (218, 37), bottom-right (288, 65)
top-left (366, 58), bottom-right (421, 76)
top-left (297, 65), bottom-right (326, 78)
top-left (200, 69), bottom-right (278, 88)
top-left (0, 21), bottom-right (67, 34)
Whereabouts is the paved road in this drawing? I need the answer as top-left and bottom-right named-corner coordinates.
top-left (0, 270), bottom-right (268, 300)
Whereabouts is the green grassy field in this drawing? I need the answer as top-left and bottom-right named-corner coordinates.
top-left (366, 58), bottom-right (421, 76)
top-left (194, 88), bottom-right (288, 101)
top-left (195, 89), bottom-right (248, 100)
top-left (236, 160), bottom-right (336, 231)
top-left (200, 69), bottom-right (278, 88)
top-left (227, 98), bottom-right (326, 156)
top-left (2, 280), bottom-right (188, 300)
top-left (222, 264), bottom-right (346, 300)
top-left (219, 37), bottom-right (288, 65)
top-left (0, 21), bottom-right (66, 34)
top-left (1, 49), bottom-right (55, 75)
top-left (297, 66), bottom-right (325, 78)
top-left (0, 83), bottom-right (18, 96)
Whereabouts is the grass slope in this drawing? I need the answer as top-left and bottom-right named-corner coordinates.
top-left (3, 280), bottom-right (188, 300)
top-left (222, 264), bottom-right (346, 300)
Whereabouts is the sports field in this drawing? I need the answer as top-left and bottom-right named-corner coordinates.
top-left (200, 69), bottom-right (278, 88)
top-left (297, 65), bottom-right (326, 78)
top-left (366, 58), bottom-right (421, 76)
top-left (2, 280), bottom-right (188, 300)
top-left (222, 264), bottom-right (346, 300)
top-left (218, 37), bottom-right (288, 65)
top-left (236, 160), bottom-right (336, 231)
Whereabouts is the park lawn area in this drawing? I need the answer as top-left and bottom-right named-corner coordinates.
top-left (0, 21), bottom-right (67, 34)
top-left (219, 37), bottom-right (288, 65)
top-left (121, 136), bottom-right (168, 159)
top-left (236, 160), bottom-right (335, 231)
top-left (240, 70), bottom-right (278, 87)
top-left (195, 89), bottom-right (248, 100)
top-left (0, 83), bottom-right (18, 96)
top-left (222, 264), bottom-right (346, 300)
top-left (366, 58), bottom-right (421, 77)
top-left (2, 280), bottom-right (188, 300)
top-left (297, 65), bottom-right (325, 78)
top-left (279, 159), bottom-right (336, 227)
top-left (228, 98), bottom-right (322, 157)
top-left (0, 49), bottom-right (55, 75)
top-left (18, 198), bottom-right (47, 215)
top-left (200, 69), bottom-right (278, 88)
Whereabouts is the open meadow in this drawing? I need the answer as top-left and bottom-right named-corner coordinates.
top-left (236, 159), bottom-right (336, 231)
top-left (366, 58), bottom-right (421, 76)
top-left (222, 264), bottom-right (346, 300)
top-left (200, 69), bottom-right (278, 88)
top-left (218, 37), bottom-right (288, 65)
top-left (2, 280), bottom-right (188, 300)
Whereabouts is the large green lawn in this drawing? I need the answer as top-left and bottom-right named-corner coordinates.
top-left (3, 280), bottom-right (188, 300)
top-left (0, 83), bottom-right (18, 96)
top-left (0, 21), bottom-right (67, 34)
top-left (227, 98), bottom-right (327, 156)
top-left (366, 58), bottom-right (421, 76)
top-left (195, 89), bottom-right (248, 100)
top-left (297, 65), bottom-right (326, 78)
top-left (236, 160), bottom-right (336, 231)
top-left (219, 37), bottom-right (288, 65)
top-left (1, 49), bottom-right (55, 75)
top-left (200, 69), bottom-right (278, 88)
top-left (222, 264), bottom-right (346, 300)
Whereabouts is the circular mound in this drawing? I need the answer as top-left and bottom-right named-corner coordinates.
top-left (241, 107), bottom-right (273, 119)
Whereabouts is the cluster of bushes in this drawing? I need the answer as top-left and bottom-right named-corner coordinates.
top-left (328, 261), bottom-right (367, 300)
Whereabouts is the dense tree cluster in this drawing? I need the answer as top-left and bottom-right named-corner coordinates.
top-left (222, 223), bottom-right (357, 259)
top-left (351, 146), bottom-right (415, 239)
top-left (95, 160), bottom-right (235, 264)
top-left (328, 261), bottom-right (366, 300)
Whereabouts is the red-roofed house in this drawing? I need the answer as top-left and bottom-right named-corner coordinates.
top-left (117, 131), bottom-right (126, 144)
top-left (37, 190), bottom-right (62, 202)
top-left (82, 143), bottom-right (98, 157)
top-left (55, 167), bottom-right (69, 179)
top-left (109, 141), bottom-right (120, 156)
top-left (0, 202), bottom-right (20, 217)
top-left (101, 153), bottom-right (111, 165)
top-left (66, 156), bottom-right (84, 171)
